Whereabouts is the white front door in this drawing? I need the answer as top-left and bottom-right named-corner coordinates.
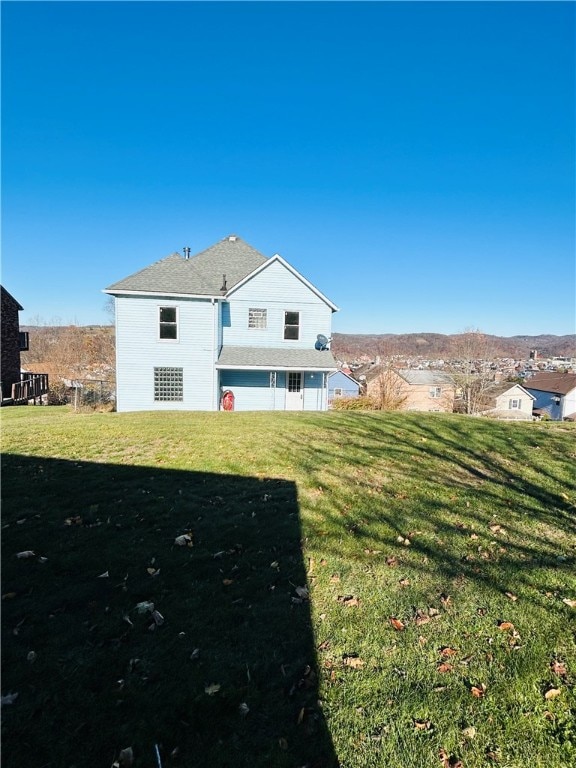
top-left (286, 372), bottom-right (304, 410)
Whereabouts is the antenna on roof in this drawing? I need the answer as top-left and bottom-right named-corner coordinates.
top-left (183, 246), bottom-right (191, 259)
top-left (220, 274), bottom-right (227, 294)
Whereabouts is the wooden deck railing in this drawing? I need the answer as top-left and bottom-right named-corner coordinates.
top-left (12, 374), bottom-right (49, 403)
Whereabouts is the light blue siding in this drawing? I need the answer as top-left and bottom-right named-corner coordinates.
top-left (328, 371), bottom-right (360, 402)
top-left (219, 370), bottom-right (327, 411)
top-left (223, 261), bottom-right (333, 349)
top-left (115, 295), bottom-right (219, 412)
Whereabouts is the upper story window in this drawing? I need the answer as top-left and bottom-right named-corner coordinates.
top-left (429, 387), bottom-right (442, 398)
top-left (248, 308), bottom-right (267, 329)
top-left (284, 311), bottom-right (300, 340)
top-left (159, 307), bottom-right (178, 340)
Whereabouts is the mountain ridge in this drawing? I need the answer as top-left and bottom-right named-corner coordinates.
top-left (332, 332), bottom-right (576, 360)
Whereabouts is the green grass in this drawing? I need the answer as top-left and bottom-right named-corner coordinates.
top-left (1, 407), bottom-right (575, 768)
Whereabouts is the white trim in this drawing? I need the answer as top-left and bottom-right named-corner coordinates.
top-left (224, 254), bottom-right (340, 312)
top-left (158, 305), bottom-right (179, 342)
top-left (215, 363), bottom-right (337, 372)
top-left (103, 289), bottom-right (222, 300)
top-left (283, 309), bottom-right (301, 341)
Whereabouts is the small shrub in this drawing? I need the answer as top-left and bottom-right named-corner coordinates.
top-left (46, 382), bottom-right (70, 405)
top-left (331, 396), bottom-right (377, 411)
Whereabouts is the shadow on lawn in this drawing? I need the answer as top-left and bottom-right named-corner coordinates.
top-left (1, 454), bottom-right (338, 768)
top-left (290, 413), bottom-right (575, 605)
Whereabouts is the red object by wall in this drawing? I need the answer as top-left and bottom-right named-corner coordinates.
top-left (222, 390), bottom-right (235, 411)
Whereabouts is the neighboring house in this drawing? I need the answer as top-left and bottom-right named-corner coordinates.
top-left (1, 286), bottom-right (49, 404)
top-left (1, 286), bottom-right (27, 400)
top-left (524, 372), bottom-right (576, 421)
top-left (365, 367), bottom-right (455, 412)
top-left (104, 235), bottom-right (339, 412)
top-left (477, 382), bottom-right (535, 420)
top-left (328, 370), bottom-right (360, 405)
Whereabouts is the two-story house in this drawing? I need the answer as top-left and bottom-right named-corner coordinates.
top-left (524, 371), bottom-right (576, 421)
top-left (104, 235), bottom-right (339, 412)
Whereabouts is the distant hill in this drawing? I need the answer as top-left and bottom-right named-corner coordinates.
top-left (332, 333), bottom-right (576, 361)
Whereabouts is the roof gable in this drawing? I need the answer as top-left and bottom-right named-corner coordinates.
top-left (226, 254), bottom-right (339, 312)
top-left (1, 285), bottom-right (24, 312)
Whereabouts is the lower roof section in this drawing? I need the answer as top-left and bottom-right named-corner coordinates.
top-left (216, 346), bottom-right (337, 372)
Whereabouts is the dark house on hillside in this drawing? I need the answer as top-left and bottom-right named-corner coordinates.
top-left (1, 286), bottom-right (27, 399)
top-left (1, 287), bottom-right (48, 404)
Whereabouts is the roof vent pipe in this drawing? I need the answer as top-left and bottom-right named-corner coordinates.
top-left (220, 274), bottom-right (227, 294)
top-left (183, 246), bottom-right (191, 259)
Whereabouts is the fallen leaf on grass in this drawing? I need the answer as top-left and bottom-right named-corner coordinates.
top-left (399, 578), bottom-right (411, 587)
top-left (544, 688), bottom-right (561, 700)
top-left (497, 621), bottom-right (514, 631)
top-left (505, 592), bottom-right (518, 601)
top-left (0, 693), bottom-right (19, 706)
top-left (205, 683), bottom-right (221, 695)
top-left (239, 702), bottom-right (250, 716)
top-left (278, 737), bottom-right (288, 751)
top-left (390, 617), bottom-right (405, 631)
top-left (343, 655), bottom-right (365, 669)
top-left (97, 571), bottom-right (110, 578)
top-left (330, 574), bottom-right (340, 583)
top-left (386, 556), bottom-right (398, 567)
top-left (489, 524), bottom-right (503, 533)
top-left (471, 683), bottom-right (487, 698)
top-left (462, 726), bottom-right (476, 740)
top-left (562, 598), bottom-right (576, 608)
top-left (146, 567), bottom-right (160, 576)
top-left (439, 647), bottom-right (457, 658)
top-left (136, 601), bottom-right (154, 613)
top-left (413, 719), bottom-right (433, 731)
top-left (437, 663), bottom-right (453, 674)
top-left (151, 610), bottom-right (164, 626)
top-left (551, 660), bottom-right (567, 677)
top-left (295, 586), bottom-right (309, 599)
top-left (439, 748), bottom-right (463, 768)
top-left (397, 536), bottom-right (411, 546)
top-left (111, 747), bottom-right (134, 768)
top-left (15, 551), bottom-right (35, 559)
top-left (337, 595), bottom-right (360, 607)
top-left (222, 579), bottom-right (234, 586)
top-left (174, 533), bottom-right (193, 547)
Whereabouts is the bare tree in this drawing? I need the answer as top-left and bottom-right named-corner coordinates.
top-left (447, 328), bottom-right (496, 414)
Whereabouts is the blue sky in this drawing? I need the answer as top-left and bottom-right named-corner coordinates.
top-left (2, 1), bottom-right (575, 336)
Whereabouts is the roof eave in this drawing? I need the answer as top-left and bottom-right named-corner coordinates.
top-left (102, 288), bottom-right (223, 300)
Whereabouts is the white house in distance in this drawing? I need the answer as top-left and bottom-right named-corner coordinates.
top-left (104, 235), bottom-right (339, 412)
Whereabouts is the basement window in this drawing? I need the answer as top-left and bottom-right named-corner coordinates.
top-left (159, 307), bottom-right (178, 340)
top-left (154, 367), bottom-right (183, 401)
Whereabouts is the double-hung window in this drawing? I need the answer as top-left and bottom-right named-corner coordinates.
top-left (284, 311), bottom-right (300, 340)
top-left (429, 387), bottom-right (442, 399)
top-left (509, 398), bottom-right (522, 409)
top-left (159, 307), bottom-right (178, 340)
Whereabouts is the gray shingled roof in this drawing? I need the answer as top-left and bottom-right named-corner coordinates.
top-left (105, 235), bottom-right (268, 296)
top-left (398, 369), bottom-right (453, 386)
top-left (216, 346), bottom-right (337, 370)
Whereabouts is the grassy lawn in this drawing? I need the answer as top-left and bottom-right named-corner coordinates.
top-left (1, 407), bottom-right (575, 768)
